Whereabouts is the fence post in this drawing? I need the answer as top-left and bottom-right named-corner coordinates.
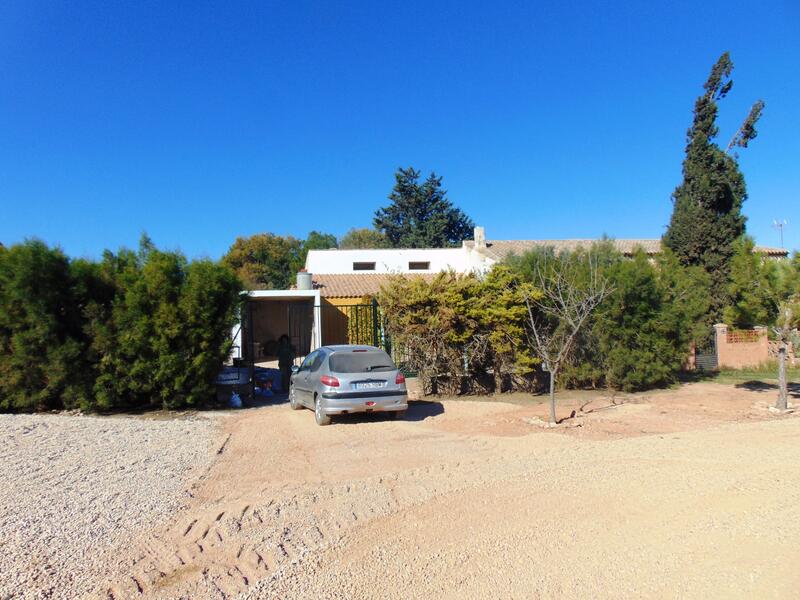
top-left (247, 298), bottom-right (255, 401)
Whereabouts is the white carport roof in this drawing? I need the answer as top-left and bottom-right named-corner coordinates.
top-left (244, 289), bottom-right (320, 301)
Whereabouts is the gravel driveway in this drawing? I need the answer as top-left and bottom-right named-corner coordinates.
top-left (0, 413), bottom-right (218, 600)
top-left (4, 383), bottom-right (800, 599)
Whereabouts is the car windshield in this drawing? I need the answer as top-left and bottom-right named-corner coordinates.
top-left (329, 351), bottom-right (396, 373)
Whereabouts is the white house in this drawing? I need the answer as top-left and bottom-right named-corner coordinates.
top-left (304, 243), bottom-right (488, 275)
top-left (304, 226), bottom-right (787, 277)
top-left (235, 226), bottom-right (787, 366)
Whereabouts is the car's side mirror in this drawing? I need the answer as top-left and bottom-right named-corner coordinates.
top-left (290, 365), bottom-right (300, 374)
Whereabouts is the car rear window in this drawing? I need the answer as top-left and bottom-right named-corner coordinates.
top-left (329, 351), bottom-right (396, 373)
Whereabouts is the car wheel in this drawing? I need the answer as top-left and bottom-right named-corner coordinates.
top-left (314, 396), bottom-right (331, 426)
top-left (289, 385), bottom-right (301, 410)
top-left (393, 410), bottom-right (407, 420)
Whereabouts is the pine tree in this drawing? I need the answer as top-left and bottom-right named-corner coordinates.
top-left (723, 236), bottom-right (779, 328)
top-left (663, 52), bottom-right (764, 322)
top-left (374, 167), bottom-right (474, 248)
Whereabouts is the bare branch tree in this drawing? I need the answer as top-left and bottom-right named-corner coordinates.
top-left (521, 251), bottom-right (613, 424)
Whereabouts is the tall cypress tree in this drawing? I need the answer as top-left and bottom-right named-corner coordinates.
top-left (663, 53), bottom-right (764, 322)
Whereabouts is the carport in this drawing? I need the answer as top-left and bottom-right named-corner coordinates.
top-left (232, 276), bottom-right (394, 368)
top-left (236, 289), bottom-right (322, 368)
top-left (226, 281), bottom-right (393, 402)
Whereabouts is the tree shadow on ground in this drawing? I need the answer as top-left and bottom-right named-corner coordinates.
top-left (677, 370), bottom-right (719, 383)
top-left (734, 381), bottom-right (800, 397)
top-left (405, 400), bottom-right (445, 421)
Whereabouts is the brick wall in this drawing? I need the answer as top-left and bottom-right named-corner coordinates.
top-left (768, 339), bottom-right (797, 366)
top-left (714, 324), bottom-right (769, 369)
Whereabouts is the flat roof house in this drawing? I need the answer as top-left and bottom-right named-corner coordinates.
top-left (235, 226), bottom-right (788, 366)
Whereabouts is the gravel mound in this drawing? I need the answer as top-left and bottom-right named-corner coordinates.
top-left (0, 413), bottom-right (217, 599)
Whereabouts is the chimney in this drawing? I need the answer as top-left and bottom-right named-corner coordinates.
top-left (474, 226), bottom-right (486, 249)
top-left (296, 270), bottom-right (313, 290)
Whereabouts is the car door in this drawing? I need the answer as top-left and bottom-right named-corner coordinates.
top-left (293, 350), bottom-right (319, 407)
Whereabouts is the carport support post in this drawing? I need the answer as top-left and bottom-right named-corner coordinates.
top-left (247, 297), bottom-right (255, 402)
top-left (371, 298), bottom-right (379, 348)
top-left (549, 369), bottom-right (557, 424)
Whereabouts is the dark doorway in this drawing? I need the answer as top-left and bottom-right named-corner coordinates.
top-left (288, 301), bottom-right (315, 357)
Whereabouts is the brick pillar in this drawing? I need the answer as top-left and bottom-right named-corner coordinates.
top-left (713, 323), bottom-right (728, 369)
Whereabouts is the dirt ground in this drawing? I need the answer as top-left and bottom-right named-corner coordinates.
top-left (92, 381), bottom-right (800, 599)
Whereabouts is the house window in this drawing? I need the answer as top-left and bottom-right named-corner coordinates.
top-left (353, 262), bottom-right (376, 271)
top-left (408, 261), bottom-right (430, 270)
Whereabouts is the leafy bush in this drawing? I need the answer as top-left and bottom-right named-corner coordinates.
top-left (475, 266), bottom-right (538, 391)
top-left (594, 250), bottom-right (710, 391)
top-left (339, 228), bottom-right (390, 249)
top-left (724, 236), bottom-right (779, 328)
top-left (0, 241), bottom-right (86, 411)
top-left (381, 243), bottom-right (711, 395)
top-left (0, 238), bottom-right (242, 413)
top-left (509, 243), bottom-right (710, 392)
top-left (379, 272), bottom-right (478, 394)
top-left (91, 244), bottom-right (242, 411)
top-left (379, 269), bottom-right (535, 394)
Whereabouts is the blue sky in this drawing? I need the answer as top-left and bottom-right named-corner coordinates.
top-left (2, 1), bottom-right (799, 259)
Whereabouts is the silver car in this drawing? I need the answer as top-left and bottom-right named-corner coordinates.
top-left (289, 345), bottom-right (408, 426)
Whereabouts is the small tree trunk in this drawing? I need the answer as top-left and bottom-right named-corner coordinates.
top-left (494, 360), bottom-right (503, 394)
top-left (777, 343), bottom-right (788, 411)
top-left (549, 370), bottom-right (557, 424)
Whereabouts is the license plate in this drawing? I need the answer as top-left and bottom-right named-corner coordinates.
top-left (354, 382), bottom-right (385, 390)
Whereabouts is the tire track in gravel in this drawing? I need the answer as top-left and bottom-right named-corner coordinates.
top-left (98, 400), bottom-right (800, 599)
top-left (241, 417), bottom-right (800, 600)
top-left (97, 405), bottom-right (562, 599)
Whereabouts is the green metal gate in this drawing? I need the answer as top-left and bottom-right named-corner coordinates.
top-left (695, 328), bottom-right (718, 371)
top-left (320, 299), bottom-right (391, 353)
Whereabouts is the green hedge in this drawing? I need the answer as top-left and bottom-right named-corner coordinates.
top-left (0, 239), bottom-right (242, 412)
top-left (508, 243), bottom-right (711, 392)
top-left (379, 267), bottom-right (537, 394)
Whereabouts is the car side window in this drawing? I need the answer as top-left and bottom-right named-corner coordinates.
top-left (299, 351), bottom-right (318, 372)
top-left (310, 351), bottom-right (326, 372)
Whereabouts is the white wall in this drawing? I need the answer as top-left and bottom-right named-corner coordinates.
top-left (305, 247), bottom-right (490, 274)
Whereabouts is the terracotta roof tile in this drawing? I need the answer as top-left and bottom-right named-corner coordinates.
top-left (309, 273), bottom-right (436, 298)
top-left (466, 239), bottom-right (787, 259)
top-left (465, 239), bottom-right (660, 260)
top-left (755, 246), bottom-right (789, 256)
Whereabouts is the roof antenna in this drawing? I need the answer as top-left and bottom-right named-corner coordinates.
top-left (772, 219), bottom-right (788, 248)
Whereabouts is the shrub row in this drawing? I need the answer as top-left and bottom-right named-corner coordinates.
top-left (511, 243), bottom-right (712, 392)
top-left (381, 242), bottom-right (711, 395)
top-left (379, 266), bottom-right (537, 395)
top-left (0, 238), bottom-right (242, 412)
